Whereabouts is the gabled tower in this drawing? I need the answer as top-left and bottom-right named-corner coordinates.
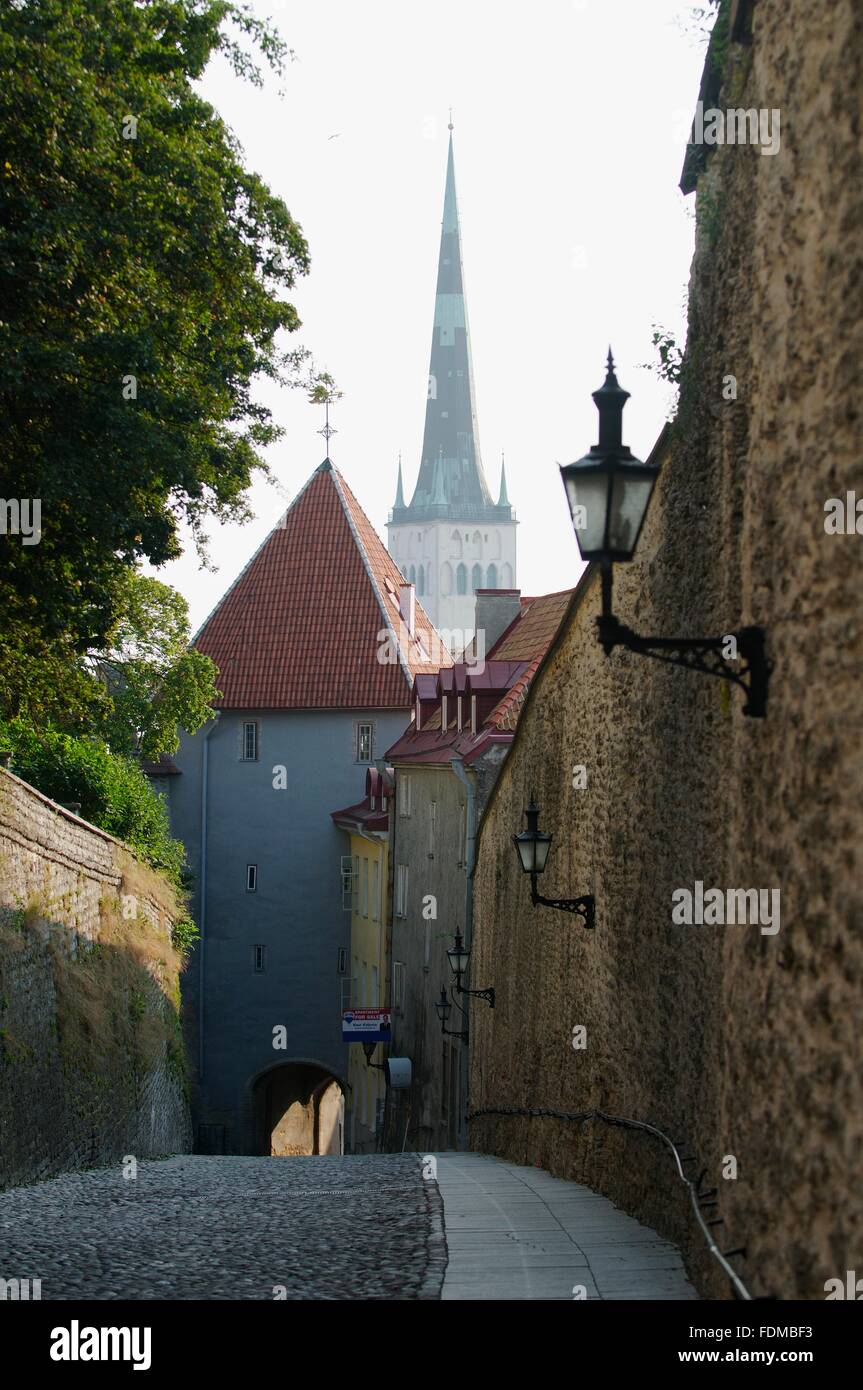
top-left (388, 125), bottom-right (516, 647)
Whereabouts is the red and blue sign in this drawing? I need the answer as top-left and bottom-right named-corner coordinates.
top-left (342, 1008), bottom-right (392, 1043)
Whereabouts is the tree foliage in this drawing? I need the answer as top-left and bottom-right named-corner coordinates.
top-left (0, 716), bottom-right (186, 884)
top-left (0, 0), bottom-right (310, 665)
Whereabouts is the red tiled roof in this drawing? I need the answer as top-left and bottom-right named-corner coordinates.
top-left (194, 461), bottom-right (450, 709)
top-left (384, 588), bottom-right (574, 763)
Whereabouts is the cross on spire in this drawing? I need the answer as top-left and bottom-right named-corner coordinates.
top-left (317, 397), bottom-right (337, 454)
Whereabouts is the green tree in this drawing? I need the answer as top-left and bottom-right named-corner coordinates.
top-left (90, 571), bottom-right (218, 759)
top-left (0, 0), bottom-right (310, 670)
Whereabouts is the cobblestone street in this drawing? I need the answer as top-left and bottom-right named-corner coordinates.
top-left (0, 1154), bottom-right (446, 1300)
top-left (0, 1152), bottom-right (696, 1300)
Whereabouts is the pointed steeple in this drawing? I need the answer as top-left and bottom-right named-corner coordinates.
top-left (393, 453), bottom-right (406, 510)
top-left (395, 128), bottom-right (509, 523)
top-left (497, 451), bottom-right (510, 507)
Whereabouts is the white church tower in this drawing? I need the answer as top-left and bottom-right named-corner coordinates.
top-left (387, 125), bottom-right (516, 648)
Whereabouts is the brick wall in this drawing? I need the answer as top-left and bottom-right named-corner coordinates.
top-left (469, 0), bottom-right (863, 1300)
top-left (0, 767), bottom-right (192, 1190)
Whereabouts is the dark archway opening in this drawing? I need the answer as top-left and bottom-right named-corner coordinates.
top-left (251, 1062), bottom-right (345, 1156)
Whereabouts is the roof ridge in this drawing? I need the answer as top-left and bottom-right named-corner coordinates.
top-left (330, 467), bottom-right (414, 694)
top-left (190, 461), bottom-right (330, 647)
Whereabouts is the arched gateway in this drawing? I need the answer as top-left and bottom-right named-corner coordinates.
top-left (250, 1060), bottom-right (345, 1156)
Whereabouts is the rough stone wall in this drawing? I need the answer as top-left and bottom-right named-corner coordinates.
top-left (469, 0), bottom-right (863, 1300)
top-left (0, 768), bottom-right (192, 1190)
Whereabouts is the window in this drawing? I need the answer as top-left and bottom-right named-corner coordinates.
top-left (361, 858), bottom-right (369, 917)
top-left (356, 723), bottom-right (373, 763)
top-left (395, 864), bottom-right (409, 918)
top-left (441, 695), bottom-right (448, 730)
top-left (246, 864), bottom-right (258, 892)
top-left (392, 960), bottom-right (405, 1010)
top-left (486, 562), bottom-right (498, 589)
top-left (417, 567), bottom-right (425, 597)
top-left (456, 563), bottom-right (467, 595)
top-left (340, 855), bottom-right (359, 911)
top-left (372, 860), bottom-right (381, 921)
top-left (399, 775), bottom-right (411, 817)
top-left (242, 721), bottom-right (258, 761)
top-left (337, 946), bottom-right (348, 974)
top-left (253, 945), bottom-right (266, 973)
top-left (471, 563), bottom-right (482, 593)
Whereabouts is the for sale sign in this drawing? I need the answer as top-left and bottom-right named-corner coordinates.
top-left (342, 1008), bottom-right (392, 1043)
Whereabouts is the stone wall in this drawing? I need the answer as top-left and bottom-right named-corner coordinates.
top-left (0, 767), bottom-right (192, 1190)
top-left (469, 0), bottom-right (863, 1300)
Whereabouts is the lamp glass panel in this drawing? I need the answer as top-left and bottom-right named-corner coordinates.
top-left (533, 834), bottom-right (552, 874)
top-left (447, 946), bottom-right (469, 976)
top-left (608, 472), bottom-right (655, 558)
top-left (514, 833), bottom-right (536, 874)
top-left (563, 470), bottom-right (609, 555)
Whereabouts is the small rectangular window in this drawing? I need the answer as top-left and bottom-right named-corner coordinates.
top-left (356, 723), bottom-right (373, 763)
top-left (395, 864), bottom-right (409, 918)
top-left (246, 864), bottom-right (258, 892)
top-left (253, 945), bottom-right (266, 973)
top-left (242, 721), bottom-right (258, 761)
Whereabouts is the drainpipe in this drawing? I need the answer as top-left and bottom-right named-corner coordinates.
top-left (199, 713), bottom-right (221, 1083)
top-left (451, 757), bottom-right (476, 1151)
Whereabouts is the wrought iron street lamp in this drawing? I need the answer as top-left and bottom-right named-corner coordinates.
top-left (435, 987), bottom-right (468, 1041)
top-left (513, 799), bottom-right (595, 928)
top-left (559, 350), bottom-right (769, 718)
top-left (446, 930), bottom-right (495, 1008)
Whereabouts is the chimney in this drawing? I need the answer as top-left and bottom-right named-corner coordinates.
top-left (474, 589), bottom-right (521, 653)
top-left (399, 583), bottom-right (416, 638)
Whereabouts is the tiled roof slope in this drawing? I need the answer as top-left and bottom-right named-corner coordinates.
top-left (384, 587), bottom-right (573, 764)
top-left (194, 460), bottom-right (449, 709)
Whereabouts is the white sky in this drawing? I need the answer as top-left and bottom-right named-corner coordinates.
top-left (154, 0), bottom-right (710, 630)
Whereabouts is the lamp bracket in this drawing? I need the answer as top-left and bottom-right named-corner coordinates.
top-left (530, 878), bottom-right (595, 928)
top-left (441, 1026), bottom-right (469, 1041)
top-left (457, 984), bottom-right (496, 1009)
top-left (596, 615), bottom-right (769, 718)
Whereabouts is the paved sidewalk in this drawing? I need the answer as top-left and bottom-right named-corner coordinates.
top-left (433, 1152), bottom-right (698, 1300)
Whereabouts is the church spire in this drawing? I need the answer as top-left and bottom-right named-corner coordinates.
top-left (498, 450), bottom-right (510, 507)
top-left (397, 127), bottom-right (505, 522)
top-left (393, 452), bottom-right (405, 509)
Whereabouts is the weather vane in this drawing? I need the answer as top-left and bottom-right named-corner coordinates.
top-left (318, 397), bottom-right (337, 451)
